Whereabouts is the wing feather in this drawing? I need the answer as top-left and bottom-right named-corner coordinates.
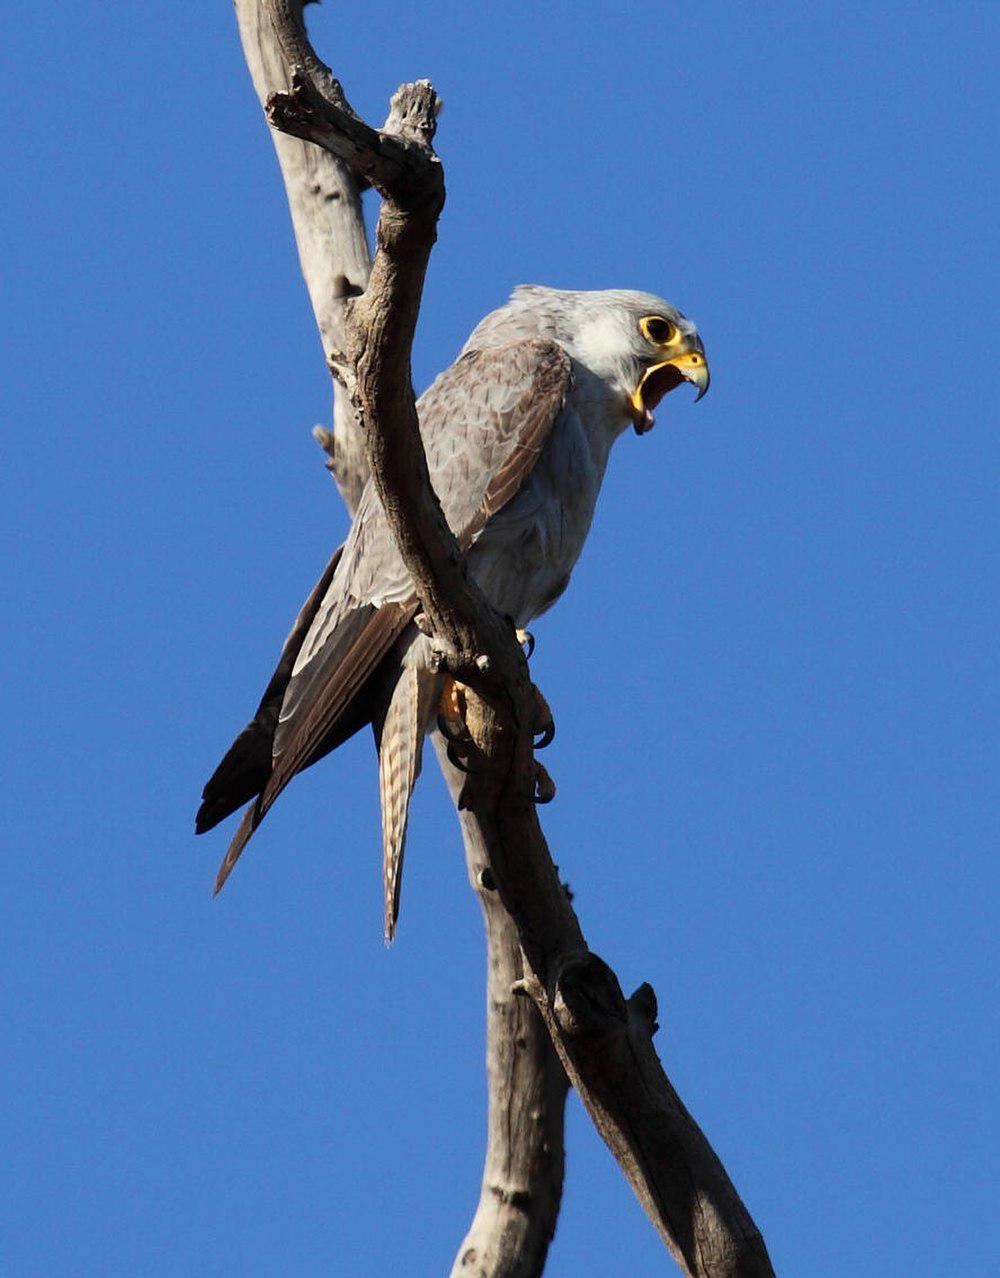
top-left (195, 545), bottom-right (343, 833)
top-left (213, 600), bottom-right (416, 894)
top-left (205, 337), bottom-right (572, 890)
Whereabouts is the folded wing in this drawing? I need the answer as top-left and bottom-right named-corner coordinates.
top-left (199, 337), bottom-right (572, 894)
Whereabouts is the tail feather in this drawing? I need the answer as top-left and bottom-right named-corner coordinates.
top-left (213, 802), bottom-right (261, 895)
top-left (377, 666), bottom-right (435, 943)
top-left (204, 598), bottom-right (415, 897)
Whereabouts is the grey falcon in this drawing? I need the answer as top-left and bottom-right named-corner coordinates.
top-left (197, 286), bottom-right (709, 939)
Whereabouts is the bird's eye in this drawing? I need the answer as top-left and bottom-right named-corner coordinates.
top-left (640, 315), bottom-right (678, 346)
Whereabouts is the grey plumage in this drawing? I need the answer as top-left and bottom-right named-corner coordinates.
top-left (198, 286), bottom-right (708, 931)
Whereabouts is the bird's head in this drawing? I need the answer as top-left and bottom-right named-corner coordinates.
top-left (508, 287), bottom-right (710, 435)
top-left (624, 298), bottom-right (709, 435)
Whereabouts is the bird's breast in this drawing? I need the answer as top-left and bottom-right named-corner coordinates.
top-left (467, 404), bottom-right (609, 625)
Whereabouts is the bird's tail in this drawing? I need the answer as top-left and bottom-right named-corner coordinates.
top-left (213, 802), bottom-right (262, 896)
top-left (377, 665), bottom-right (436, 943)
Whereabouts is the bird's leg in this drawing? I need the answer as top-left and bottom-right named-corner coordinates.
top-left (437, 676), bottom-right (480, 773)
top-left (506, 619), bottom-right (552, 746)
top-left (435, 620), bottom-right (553, 772)
top-left (437, 675), bottom-right (469, 737)
top-left (421, 613), bottom-right (475, 758)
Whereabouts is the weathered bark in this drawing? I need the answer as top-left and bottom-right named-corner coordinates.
top-left (234, 5), bottom-right (569, 1274)
top-left (234, 0), bottom-right (371, 512)
top-left (237, 3), bottom-right (775, 1274)
top-left (435, 738), bottom-right (567, 1278)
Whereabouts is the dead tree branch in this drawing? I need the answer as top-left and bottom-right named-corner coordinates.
top-left (238, 2), bottom-right (774, 1274)
top-left (435, 738), bottom-right (568, 1277)
top-left (235, 4), bottom-right (568, 1275)
top-left (234, 0), bottom-right (371, 511)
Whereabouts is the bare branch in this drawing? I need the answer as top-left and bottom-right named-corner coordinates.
top-left (266, 67), bottom-right (442, 199)
top-left (436, 739), bottom-right (567, 1278)
top-left (249, 4), bottom-right (774, 1274)
top-left (234, 0), bottom-right (371, 510)
top-left (235, 4), bottom-right (569, 1273)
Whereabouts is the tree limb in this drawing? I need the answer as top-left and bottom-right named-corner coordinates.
top-left (234, 4), bottom-right (569, 1274)
top-left (435, 739), bottom-right (568, 1278)
top-left (244, 3), bottom-right (775, 1273)
top-left (234, 0), bottom-right (371, 511)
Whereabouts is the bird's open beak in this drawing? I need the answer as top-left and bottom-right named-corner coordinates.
top-left (630, 346), bottom-right (710, 435)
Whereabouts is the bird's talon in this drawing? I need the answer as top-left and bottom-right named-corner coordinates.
top-left (439, 675), bottom-right (467, 719)
top-left (437, 713), bottom-right (470, 743)
top-left (534, 720), bottom-right (555, 750)
top-left (438, 675), bottom-right (473, 747)
top-left (447, 739), bottom-right (480, 775)
top-left (516, 628), bottom-right (535, 659)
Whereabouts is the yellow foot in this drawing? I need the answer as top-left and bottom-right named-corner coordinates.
top-left (437, 676), bottom-right (478, 774)
top-left (438, 675), bottom-right (467, 728)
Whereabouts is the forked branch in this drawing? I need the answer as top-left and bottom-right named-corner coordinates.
top-left (238, 3), bottom-right (774, 1274)
top-left (234, 4), bottom-right (567, 1274)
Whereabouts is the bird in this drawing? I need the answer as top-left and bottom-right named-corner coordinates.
top-left (196, 286), bottom-right (709, 940)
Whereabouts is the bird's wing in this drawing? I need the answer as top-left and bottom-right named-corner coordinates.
top-left (428, 336), bottom-right (573, 543)
top-left (212, 600), bottom-right (414, 894)
top-left (195, 544), bottom-right (343, 834)
top-left (286, 337), bottom-right (573, 673)
top-left (208, 338), bottom-right (571, 892)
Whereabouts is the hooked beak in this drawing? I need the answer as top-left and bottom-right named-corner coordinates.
top-left (629, 345), bottom-right (710, 434)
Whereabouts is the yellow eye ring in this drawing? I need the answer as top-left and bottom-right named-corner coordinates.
top-left (640, 315), bottom-right (679, 346)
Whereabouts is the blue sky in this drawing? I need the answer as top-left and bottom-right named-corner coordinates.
top-left (2, 2), bottom-right (996, 1274)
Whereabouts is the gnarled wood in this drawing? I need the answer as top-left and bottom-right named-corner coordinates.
top-left (234, 0), bottom-right (371, 512)
top-left (237, 3), bottom-right (774, 1274)
top-left (233, 4), bottom-right (569, 1274)
top-left (435, 738), bottom-right (567, 1278)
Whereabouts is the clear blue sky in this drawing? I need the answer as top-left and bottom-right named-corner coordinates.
top-left (2, 3), bottom-right (996, 1274)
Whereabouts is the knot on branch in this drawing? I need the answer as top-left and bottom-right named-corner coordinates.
top-left (627, 981), bottom-right (660, 1037)
top-left (553, 953), bottom-right (628, 1041)
top-left (267, 68), bottom-right (443, 204)
top-left (265, 68), bottom-right (328, 141)
top-left (385, 79), bottom-right (443, 147)
top-left (332, 274), bottom-right (364, 300)
top-left (488, 1182), bottom-right (533, 1211)
top-left (311, 425), bottom-right (339, 474)
top-left (532, 760), bottom-right (557, 804)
